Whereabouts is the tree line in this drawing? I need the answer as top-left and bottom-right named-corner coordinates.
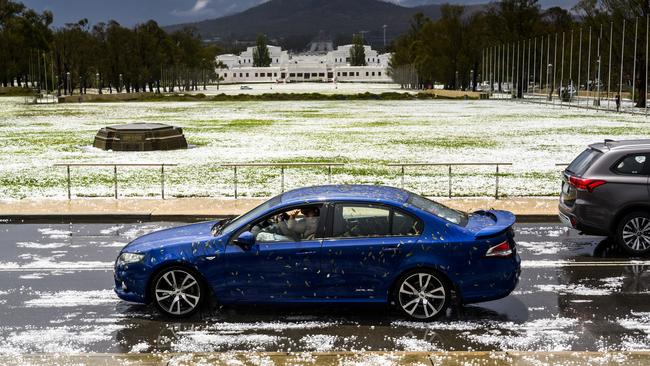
top-left (0, 0), bottom-right (221, 95)
top-left (389, 0), bottom-right (649, 107)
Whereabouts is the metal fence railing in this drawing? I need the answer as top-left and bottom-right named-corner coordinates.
top-left (387, 162), bottom-right (513, 199)
top-left (50, 161), bottom-right (576, 200)
top-left (220, 163), bottom-right (345, 199)
top-left (53, 163), bottom-right (177, 199)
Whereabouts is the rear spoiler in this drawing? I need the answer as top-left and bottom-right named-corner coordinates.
top-left (473, 210), bottom-right (516, 239)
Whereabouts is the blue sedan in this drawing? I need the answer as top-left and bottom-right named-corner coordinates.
top-left (114, 185), bottom-right (520, 320)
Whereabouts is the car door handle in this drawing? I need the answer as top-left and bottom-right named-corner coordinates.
top-left (296, 250), bottom-right (317, 256)
top-left (381, 247), bottom-right (400, 254)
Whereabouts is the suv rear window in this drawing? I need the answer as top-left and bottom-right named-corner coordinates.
top-left (567, 149), bottom-right (602, 176)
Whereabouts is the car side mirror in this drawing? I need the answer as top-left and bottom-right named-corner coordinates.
top-left (234, 231), bottom-right (255, 250)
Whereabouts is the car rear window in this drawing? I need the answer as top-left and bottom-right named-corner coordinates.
top-left (408, 194), bottom-right (467, 226)
top-left (566, 148), bottom-right (602, 176)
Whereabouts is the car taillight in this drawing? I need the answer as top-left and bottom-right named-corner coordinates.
top-left (568, 176), bottom-right (606, 192)
top-left (486, 241), bottom-right (513, 257)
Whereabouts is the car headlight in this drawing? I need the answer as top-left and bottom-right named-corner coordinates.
top-left (117, 252), bottom-right (145, 265)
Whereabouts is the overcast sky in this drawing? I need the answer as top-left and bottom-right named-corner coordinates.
top-left (21, 0), bottom-right (581, 28)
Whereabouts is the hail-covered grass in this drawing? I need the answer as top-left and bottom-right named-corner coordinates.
top-left (0, 96), bottom-right (647, 199)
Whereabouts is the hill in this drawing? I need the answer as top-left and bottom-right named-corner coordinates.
top-left (165, 0), bottom-right (485, 49)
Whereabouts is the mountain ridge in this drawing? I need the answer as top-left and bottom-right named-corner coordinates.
top-left (164, 0), bottom-right (485, 48)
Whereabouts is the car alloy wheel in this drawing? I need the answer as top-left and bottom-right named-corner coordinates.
top-left (620, 213), bottom-right (650, 254)
top-left (153, 268), bottom-right (202, 317)
top-left (397, 272), bottom-right (448, 320)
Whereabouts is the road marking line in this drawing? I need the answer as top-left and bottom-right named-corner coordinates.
top-left (522, 260), bottom-right (650, 268)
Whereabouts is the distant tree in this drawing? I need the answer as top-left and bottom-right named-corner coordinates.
top-left (253, 34), bottom-right (271, 67)
top-left (349, 33), bottom-right (367, 66)
top-left (215, 60), bottom-right (227, 90)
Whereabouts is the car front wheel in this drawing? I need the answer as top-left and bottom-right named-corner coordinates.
top-left (395, 271), bottom-right (449, 321)
top-left (151, 267), bottom-right (205, 318)
top-left (617, 212), bottom-right (650, 255)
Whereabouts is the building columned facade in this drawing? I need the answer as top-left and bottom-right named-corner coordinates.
top-left (216, 45), bottom-right (392, 83)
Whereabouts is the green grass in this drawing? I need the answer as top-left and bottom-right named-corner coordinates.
top-left (386, 136), bottom-right (498, 149)
top-left (223, 119), bottom-right (275, 130)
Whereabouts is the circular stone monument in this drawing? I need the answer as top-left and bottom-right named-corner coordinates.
top-left (93, 123), bottom-right (188, 151)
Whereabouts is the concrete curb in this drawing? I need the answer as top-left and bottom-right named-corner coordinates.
top-left (0, 197), bottom-right (561, 223)
top-left (5, 351), bottom-right (650, 366)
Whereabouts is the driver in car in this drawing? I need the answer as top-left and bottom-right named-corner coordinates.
top-left (277, 206), bottom-right (320, 241)
top-left (252, 206), bottom-right (320, 242)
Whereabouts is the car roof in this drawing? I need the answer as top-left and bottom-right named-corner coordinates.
top-left (280, 185), bottom-right (411, 205)
top-left (590, 139), bottom-right (650, 152)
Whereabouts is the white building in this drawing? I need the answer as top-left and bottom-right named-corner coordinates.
top-left (216, 44), bottom-right (392, 84)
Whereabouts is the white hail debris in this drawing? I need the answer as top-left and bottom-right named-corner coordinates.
top-left (171, 331), bottom-right (282, 352)
top-left (301, 334), bottom-right (338, 352)
top-left (24, 289), bottom-right (118, 307)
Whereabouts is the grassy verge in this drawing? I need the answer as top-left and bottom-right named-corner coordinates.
top-left (59, 91), bottom-right (475, 103)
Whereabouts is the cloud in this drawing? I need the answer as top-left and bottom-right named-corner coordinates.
top-left (171, 0), bottom-right (215, 17)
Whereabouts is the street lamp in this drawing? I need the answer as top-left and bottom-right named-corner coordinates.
top-left (119, 74), bottom-right (123, 93)
top-left (546, 63), bottom-right (553, 101)
top-left (595, 58), bottom-right (601, 106)
top-left (470, 69), bottom-right (474, 91)
top-left (66, 72), bottom-right (71, 96)
top-left (455, 70), bottom-right (459, 90)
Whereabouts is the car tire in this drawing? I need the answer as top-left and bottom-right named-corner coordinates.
top-left (150, 266), bottom-right (206, 318)
top-left (393, 270), bottom-right (450, 321)
top-left (617, 212), bottom-right (650, 255)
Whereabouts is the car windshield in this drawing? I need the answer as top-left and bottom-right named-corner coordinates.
top-left (408, 193), bottom-right (468, 226)
top-left (566, 148), bottom-right (602, 176)
top-left (218, 195), bottom-right (282, 235)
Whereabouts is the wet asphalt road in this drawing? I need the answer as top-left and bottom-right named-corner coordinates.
top-left (1, 222), bottom-right (650, 354)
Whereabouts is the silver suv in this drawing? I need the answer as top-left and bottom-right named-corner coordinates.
top-left (559, 140), bottom-right (650, 255)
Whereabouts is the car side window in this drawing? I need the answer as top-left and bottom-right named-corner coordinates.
top-left (332, 204), bottom-right (422, 238)
top-left (614, 154), bottom-right (648, 175)
top-left (392, 211), bottom-right (423, 236)
top-left (250, 205), bottom-right (322, 243)
top-left (333, 204), bottom-right (390, 238)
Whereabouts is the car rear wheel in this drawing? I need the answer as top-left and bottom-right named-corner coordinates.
top-left (617, 212), bottom-right (650, 255)
top-left (151, 266), bottom-right (205, 318)
top-left (395, 270), bottom-right (449, 321)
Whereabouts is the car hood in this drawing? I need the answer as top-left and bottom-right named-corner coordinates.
top-left (465, 210), bottom-right (516, 239)
top-left (122, 220), bottom-right (220, 253)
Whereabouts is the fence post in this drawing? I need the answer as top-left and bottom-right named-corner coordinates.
top-left (281, 166), bottom-right (285, 193)
top-left (161, 164), bottom-right (165, 200)
top-left (448, 165), bottom-right (452, 198)
top-left (66, 165), bottom-right (71, 200)
top-left (233, 166), bottom-right (238, 199)
top-left (495, 164), bottom-right (500, 199)
top-left (328, 165), bottom-right (332, 184)
top-left (113, 165), bottom-right (118, 199)
top-left (401, 165), bottom-right (405, 189)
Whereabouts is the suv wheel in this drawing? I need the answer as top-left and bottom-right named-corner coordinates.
top-left (395, 270), bottom-right (449, 321)
top-left (617, 212), bottom-right (650, 255)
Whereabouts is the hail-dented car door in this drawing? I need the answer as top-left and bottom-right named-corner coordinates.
top-left (319, 202), bottom-right (422, 300)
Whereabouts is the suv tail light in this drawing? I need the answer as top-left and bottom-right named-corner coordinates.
top-left (486, 241), bottom-right (513, 257)
top-left (568, 176), bottom-right (606, 192)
